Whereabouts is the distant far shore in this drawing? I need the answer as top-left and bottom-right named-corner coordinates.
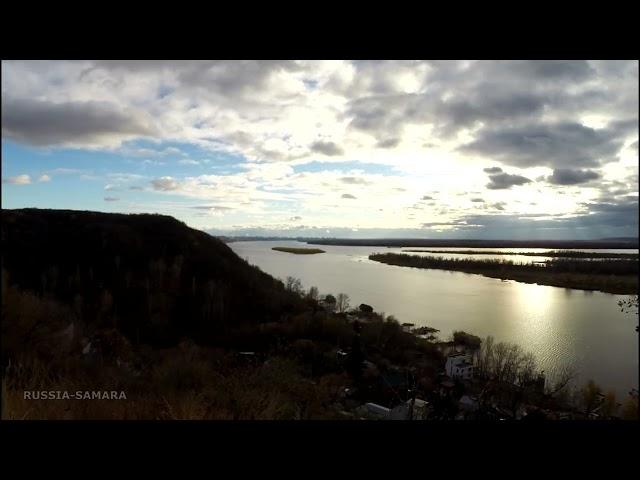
top-left (401, 249), bottom-right (639, 259)
top-left (305, 238), bottom-right (639, 250)
top-left (272, 247), bottom-right (325, 255)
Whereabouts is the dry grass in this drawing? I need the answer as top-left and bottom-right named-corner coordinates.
top-left (1, 348), bottom-right (350, 420)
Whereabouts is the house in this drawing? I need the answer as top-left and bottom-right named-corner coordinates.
top-left (404, 398), bottom-right (430, 420)
top-left (362, 399), bottom-right (430, 420)
top-left (445, 353), bottom-right (474, 380)
top-left (363, 402), bottom-right (391, 419)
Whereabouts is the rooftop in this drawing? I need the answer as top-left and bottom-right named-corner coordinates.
top-left (448, 352), bottom-right (470, 358)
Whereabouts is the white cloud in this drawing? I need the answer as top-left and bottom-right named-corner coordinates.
top-left (1, 60), bottom-right (637, 236)
top-left (37, 174), bottom-right (51, 182)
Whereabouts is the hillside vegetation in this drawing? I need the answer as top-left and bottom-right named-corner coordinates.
top-left (2, 209), bottom-right (305, 349)
top-left (0, 209), bottom-right (441, 419)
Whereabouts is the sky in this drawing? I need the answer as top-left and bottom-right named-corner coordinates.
top-left (1, 60), bottom-right (638, 239)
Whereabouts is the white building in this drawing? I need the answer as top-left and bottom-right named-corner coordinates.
top-left (363, 403), bottom-right (391, 419)
top-left (445, 353), bottom-right (474, 380)
top-left (362, 399), bottom-right (430, 420)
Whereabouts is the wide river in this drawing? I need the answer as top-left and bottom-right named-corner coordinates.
top-left (230, 241), bottom-right (639, 398)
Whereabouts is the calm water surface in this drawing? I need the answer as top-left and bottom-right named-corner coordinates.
top-left (230, 240), bottom-right (639, 398)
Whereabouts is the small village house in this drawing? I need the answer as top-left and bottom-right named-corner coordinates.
top-left (362, 398), bottom-right (430, 420)
top-left (445, 353), bottom-right (474, 380)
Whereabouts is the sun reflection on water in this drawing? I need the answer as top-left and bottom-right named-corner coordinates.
top-left (513, 282), bottom-right (574, 379)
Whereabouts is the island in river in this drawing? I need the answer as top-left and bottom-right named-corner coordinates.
top-left (272, 247), bottom-right (326, 255)
top-left (369, 252), bottom-right (639, 295)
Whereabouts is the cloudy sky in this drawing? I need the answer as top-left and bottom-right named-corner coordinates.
top-left (2, 60), bottom-right (638, 239)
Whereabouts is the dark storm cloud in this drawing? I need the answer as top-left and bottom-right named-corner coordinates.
top-left (462, 122), bottom-right (631, 169)
top-left (310, 141), bottom-right (344, 156)
top-left (486, 172), bottom-right (532, 190)
top-left (470, 198), bottom-right (485, 203)
top-left (1, 97), bottom-right (155, 147)
top-left (483, 167), bottom-right (503, 174)
top-left (582, 198), bottom-right (639, 218)
top-left (347, 94), bottom-right (420, 134)
top-left (546, 169), bottom-right (600, 185)
top-left (341, 193), bottom-right (357, 199)
top-left (505, 60), bottom-right (595, 81)
top-left (435, 93), bottom-right (546, 132)
top-left (421, 195), bottom-right (433, 200)
top-left (345, 61), bottom-right (637, 162)
top-left (88, 60), bottom-right (302, 97)
top-left (177, 61), bottom-right (302, 96)
top-left (346, 61), bottom-right (602, 138)
top-left (596, 178), bottom-right (636, 198)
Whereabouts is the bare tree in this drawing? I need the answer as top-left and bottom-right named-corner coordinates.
top-left (477, 336), bottom-right (551, 389)
top-left (546, 365), bottom-right (576, 397)
top-left (517, 352), bottom-right (538, 386)
top-left (476, 335), bottom-right (494, 378)
top-left (307, 286), bottom-right (319, 301)
top-left (285, 276), bottom-right (303, 295)
top-left (336, 293), bottom-right (350, 313)
top-left (493, 342), bottom-right (509, 382)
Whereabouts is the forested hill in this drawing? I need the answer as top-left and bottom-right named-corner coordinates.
top-left (1, 209), bottom-right (303, 346)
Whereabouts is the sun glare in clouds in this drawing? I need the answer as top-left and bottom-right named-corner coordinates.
top-left (1, 60), bottom-right (637, 239)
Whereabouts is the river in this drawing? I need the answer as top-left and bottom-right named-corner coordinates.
top-left (229, 240), bottom-right (639, 399)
